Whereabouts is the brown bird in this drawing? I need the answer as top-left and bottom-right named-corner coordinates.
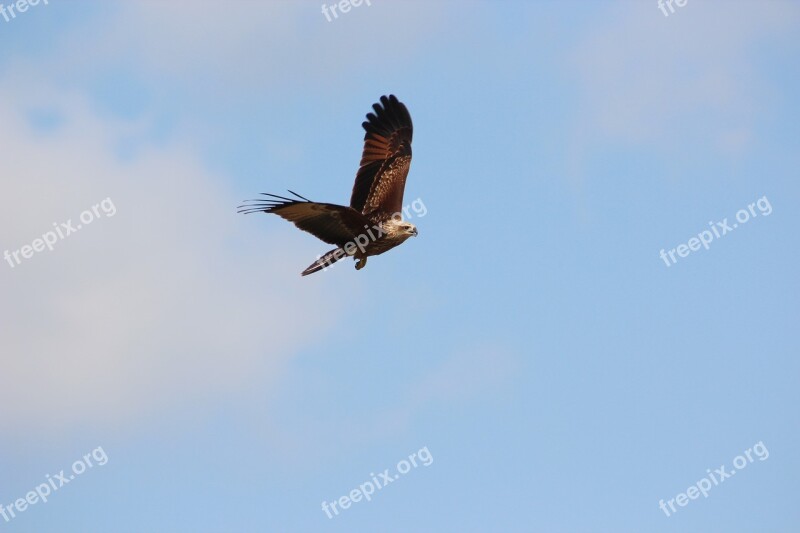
top-left (238, 95), bottom-right (418, 276)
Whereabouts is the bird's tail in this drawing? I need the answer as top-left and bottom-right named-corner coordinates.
top-left (301, 248), bottom-right (345, 276)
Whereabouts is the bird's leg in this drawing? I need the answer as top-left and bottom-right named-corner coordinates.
top-left (355, 257), bottom-right (367, 270)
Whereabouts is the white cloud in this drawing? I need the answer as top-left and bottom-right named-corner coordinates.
top-left (0, 77), bottom-right (349, 438)
top-left (569, 0), bottom-right (799, 146)
top-left (254, 344), bottom-right (519, 465)
top-left (33, 0), bottom-right (447, 101)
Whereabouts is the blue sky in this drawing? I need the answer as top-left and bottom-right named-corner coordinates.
top-left (0, 1), bottom-right (798, 531)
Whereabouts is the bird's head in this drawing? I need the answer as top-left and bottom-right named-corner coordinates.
top-left (387, 218), bottom-right (418, 238)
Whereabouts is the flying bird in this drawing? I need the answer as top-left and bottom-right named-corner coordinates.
top-left (238, 95), bottom-right (418, 276)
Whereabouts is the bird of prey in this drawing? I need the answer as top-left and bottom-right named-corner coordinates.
top-left (238, 95), bottom-right (418, 276)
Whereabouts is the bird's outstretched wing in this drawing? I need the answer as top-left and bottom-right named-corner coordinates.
top-left (238, 192), bottom-right (372, 246)
top-left (350, 95), bottom-right (413, 218)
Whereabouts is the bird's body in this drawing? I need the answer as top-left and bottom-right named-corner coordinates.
top-left (239, 95), bottom-right (418, 276)
top-left (310, 216), bottom-right (416, 275)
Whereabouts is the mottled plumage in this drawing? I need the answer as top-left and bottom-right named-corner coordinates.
top-left (238, 95), bottom-right (417, 276)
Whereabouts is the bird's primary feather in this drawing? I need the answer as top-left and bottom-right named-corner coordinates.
top-left (238, 194), bottom-right (371, 246)
top-left (350, 95), bottom-right (413, 217)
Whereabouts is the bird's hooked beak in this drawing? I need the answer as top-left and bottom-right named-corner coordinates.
top-left (412, 227), bottom-right (418, 237)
